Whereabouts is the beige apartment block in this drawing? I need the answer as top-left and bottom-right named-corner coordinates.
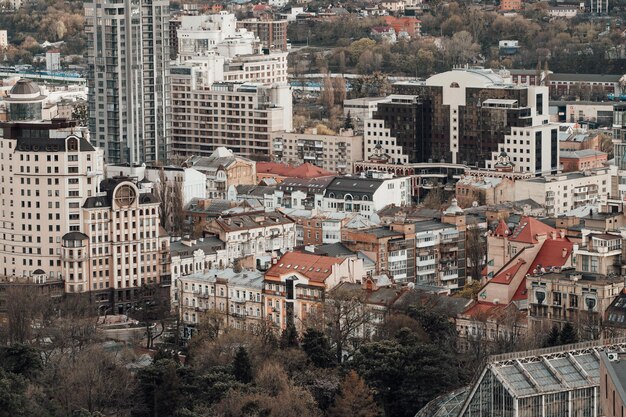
top-left (271, 128), bottom-right (364, 174)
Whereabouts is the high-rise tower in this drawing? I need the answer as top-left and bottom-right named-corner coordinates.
top-left (85, 0), bottom-right (170, 164)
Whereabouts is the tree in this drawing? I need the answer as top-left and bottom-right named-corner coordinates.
top-left (129, 284), bottom-right (171, 350)
top-left (232, 347), bottom-right (252, 384)
top-left (280, 322), bottom-right (299, 349)
top-left (328, 371), bottom-right (380, 417)
top-left (71, 101), bottom-right (88, 127)
top-left (301, 328), bottom-right (335, 368)
top-left (157, 168), bottom-right (185, 236)
top-left (465, 223), bottom-right (486, 282)
top-left (352, 332), bottom-right (461, 417)
top-left (559, 322), bottom-right (578, 345)
top-left (545, 325), bottom-right (560, 347)
top-left (325, 286), bottom-right (371, 364)
top-left (344, 111), bottom-right (354, 130)
top-left (135, 359), bottom-right (182, 417)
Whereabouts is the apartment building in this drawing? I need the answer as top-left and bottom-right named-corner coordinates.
top-left (170, 72), bottom-right (292, 160)
top-left (514, 167), bottom-right (614, 216)
top-left (0, 119), bottom-right (102, 280)
top-left (527, 271), bottom-right (622, 338)
top-left (343, 97), bottom-right (390, 130)
top-left (560, 150), bottom-right (608, 172)
top-left (271, 128), bottom-right (364, 174)
top-left (322, 173), bottom-right (411, 217)
top-left (238, 18), bottom-right (288, 51)
top-left (78, 177), bottom-right (171, 313)
top-left (184, 147), bottom-right (257, 199)
top-left (342, 223), bottom-right (416, 283)
top-left (414, 218), bottom-right (467, 289)
top-left (170, 235), bottom-right (227, 304)
top-left (176, 12), bottom-right (257, 61)
top-left (367, 68), bottom-right (557, 173)
top-left (573, 233), bottom-right (622, 276)
top-left (204, 212), bottom-right (297, 264)
top-left (178, 268), bottom-right (264, 335)
top-left (263, 251), bottom-right (365, 331)
top-left (85, 0), bottom-right (170, 164)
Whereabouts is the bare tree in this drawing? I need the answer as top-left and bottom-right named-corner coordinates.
top-left (465, 222), bottom-right (486, 282)
top-left (129, 284), bottom-right (171, 350)
top-left (324, 286), bottom-right (371, 364)
top-left (157, 168), bottom-right (185, 236)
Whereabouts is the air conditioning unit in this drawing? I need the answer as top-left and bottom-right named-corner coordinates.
top-left (608, 352), bottom-right (620, 362)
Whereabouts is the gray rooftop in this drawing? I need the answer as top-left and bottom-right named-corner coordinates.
top-left (170, 236), bottom-right (225, 257)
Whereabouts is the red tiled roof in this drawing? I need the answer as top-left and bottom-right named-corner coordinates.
top-left (256, 162), bottom-right (334, 179)
top-left (512, 278), bottom-right (528, 301)
top-left (508, 216), bottom-right (558, 244)
top-left (462, 301), bottom-right (504, 318)
top-left (490, 258), bottom-right (526, 284)
top-left (494, 219), bottom-right (510, 237)
top-left (528, 238), bottom-right (574, 273)
top-left (511, 238), bottom-right (573, 302)
top-left (265, 252), bottom-right (342, 283)
top-left (288, 162), bottom-right (334, 178)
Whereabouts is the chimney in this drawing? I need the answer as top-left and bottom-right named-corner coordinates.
top-left (505, 273), bottom-right (511, 281)
top-left (562, 248), bottom-right (568, 258)
top-left (559, 230), bottom-right (565, 239)
top-left (551, 231), bottom-right (557, 240)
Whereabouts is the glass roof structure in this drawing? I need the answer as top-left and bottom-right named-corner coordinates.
top-left (415, 338), bottom-right (626, 417)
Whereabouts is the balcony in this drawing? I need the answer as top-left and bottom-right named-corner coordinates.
top-left (441, 270), bottom-right (459, 281)
top-left (61, 253), bottom-right (88, 262)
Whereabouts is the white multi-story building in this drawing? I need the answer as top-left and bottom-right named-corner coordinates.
top-left (486, 123), bottom-right (560, 175)
top-left (177, 12), bottom-right (258, 61)
top-left (514, 166), bottom-right (614, 216)
top-left (170, 235), bottom-right (228, 305)
top-left (322, 173), bottom-right (411, 217)
top-left (204, 212), bottom-right (297, 263)
top-left (107, 164), bottom-right (207, 206)
top-left (343, 97), bottom-right (390, 130)
top-left (271, 128), bottom-right (364, 174)
top-left (365, 69), bottom-right (557, 174)
top-left (178, 268), bottom-right (265, 334)
top-left (171, 75), bottom-right (292, 160)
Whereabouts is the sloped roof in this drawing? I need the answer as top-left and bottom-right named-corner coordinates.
top-left (490, 258), bottom-right (527, 284)
top-left (288, 162), bottom-right (334, 178)
top-left (257, 162), bottom-right (334, 178)
top-left (494, 219), bottom-right (510, 237)
top-left (265, 252), bottom-right (342, 283)
top-left (528, 238), bottom-right (574, 273)
top-left (508, 216), bottom-right (557, 244)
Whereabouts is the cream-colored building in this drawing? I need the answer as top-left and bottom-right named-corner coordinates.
top-left (270, 128), bottom-right (363, 174)
top-left (170, 235), bottom-right (228, 305)
top-left (170, 70), bottom-right (292, 160)
top-left (204, 212), bottom-right (297, 264)
top-left (514, 166), bottom-right (614, 216)
top-left (178, 268), bottom-right (265, 335)
top-left (185, 147), bottom-right (257, 199)
top-left (527, 271), bottom-right (622, 339)
top-left (78, 177), bottom-right (171, 313)
top-left (0, 119), bottom-right (101, 280)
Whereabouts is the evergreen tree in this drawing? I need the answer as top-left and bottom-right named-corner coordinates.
top-left (559, 322), bottom-right (578, 345)
top-left (328, 371), bottom-right (380, 417)
top-left (302, 328), bottom-right (335, 368)
top-left (545, 325), bottom-right (560, 347)
top-left (344, 111), bottom-right (354, 130)
top-left (232, 347), bottom-right (253, 384)
top-left (280, 322), bottom-right (299, 349)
